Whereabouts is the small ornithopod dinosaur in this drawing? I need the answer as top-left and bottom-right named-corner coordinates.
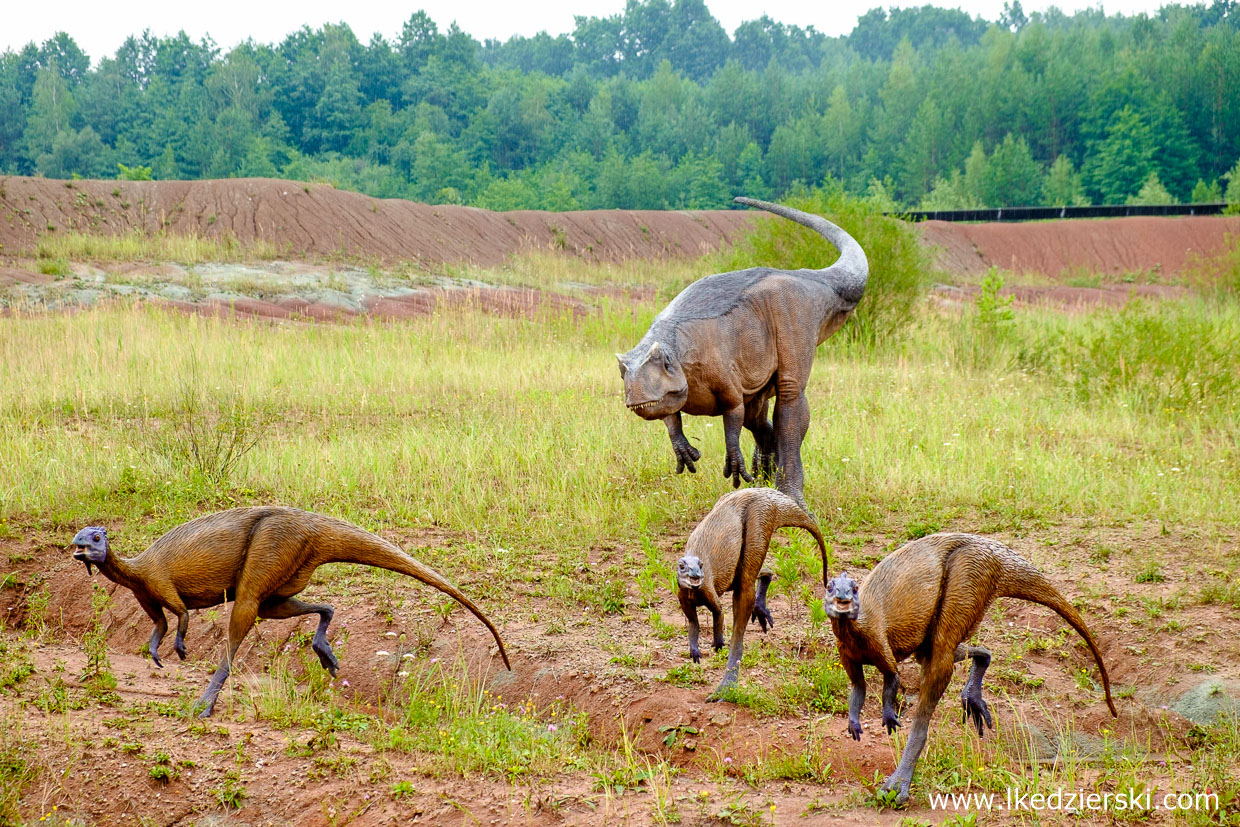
top-left (825, 533), bottom-right (1117, 805)
top-left (617, 196), bottom-right (868, 508)
top-left (676, 489), bottom-right (828, 700)
top-left (70, 507), bottom-right (511, 717)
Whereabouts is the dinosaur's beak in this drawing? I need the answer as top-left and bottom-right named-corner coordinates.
top-left (72, 546), bottom-right (93, 575)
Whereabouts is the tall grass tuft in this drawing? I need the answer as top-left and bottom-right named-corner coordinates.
top-left (718, 181), bottom-right (935, 346)
top-left (34, 229), bottom-right (282, 263)
top-left (1018, 299), bottom-right (1240, 415)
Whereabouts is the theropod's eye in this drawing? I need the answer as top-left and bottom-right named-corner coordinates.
top-left (92, 533), bottom-right (101, 543)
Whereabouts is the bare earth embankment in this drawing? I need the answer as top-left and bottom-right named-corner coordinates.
top-left (3, 176), bottom-right (1239, 320)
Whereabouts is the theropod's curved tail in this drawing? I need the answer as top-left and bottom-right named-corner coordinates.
top-left (734, 196), bottom-right (868, 304)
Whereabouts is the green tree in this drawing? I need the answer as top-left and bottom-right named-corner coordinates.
top-left (1126, 171), bottom-right (1176, 205)
top-left (1190, 178), bottom-right (1222, 203)
top-left (1042, 155), bottom-right (1089, 206)
top-left (24, 64), bottom-right (78, 163)
top-left (1223, 157), bottom-right (1240, 204)
top-left (920, 170), bottom-right (981, 210)
top-left (1084, 106), bottom-right (1156, 204)
top-left (983, 134), bottom-right (1043, 206)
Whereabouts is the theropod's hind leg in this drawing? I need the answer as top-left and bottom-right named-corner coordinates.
top-left (260, 597), bottom-right (338, 675)
top-left (751, 571), bottom-right (774, 632)
top-left (955, 644), bottom-right (994, 736)
top-left (196, 597), bottom-right (260, 718)
top-left (744, 393), bottom-right (776, 483)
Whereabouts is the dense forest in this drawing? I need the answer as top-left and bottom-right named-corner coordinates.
top-left (2, 0), bottom-right (1239, 210)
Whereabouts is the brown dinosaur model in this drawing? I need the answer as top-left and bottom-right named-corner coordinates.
top-left (825, 533), bottom-right (1117, 805)
top-left (617, 196), bottom-right (868, 507)
top-left (70, 507), bottom-right (511, 717)
top-left (676, 489), bottom-right (829, 700)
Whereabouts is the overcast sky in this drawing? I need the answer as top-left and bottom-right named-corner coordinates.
top-left (5, 0), bottom-right (1176, 63)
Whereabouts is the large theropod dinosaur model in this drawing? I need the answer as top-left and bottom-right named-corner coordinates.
top-left (616, 196), bottom-right (868, 507)
top-left (70, 507), bottom-right (511, 717)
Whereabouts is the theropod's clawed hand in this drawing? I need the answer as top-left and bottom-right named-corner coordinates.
top-left (723, 448), bottom-right (753, 488)
top-left (671, 435), bottom-right (701, 474)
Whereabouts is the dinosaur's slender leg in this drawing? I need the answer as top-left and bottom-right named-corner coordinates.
top-left (744, 392), bottom-right (776, 482)
top-left (722, 403), bottom-right (754, 488)
top-left (141, 603), bottom-right (168, 668)
top-left (956, 644), bottom-right (994, 736)
top-left (679, 592), bottom-right (703, 663)
top-left (260, 597), bottom-right (338, 674)
top-left (751, 571), bottom-right (774, 631)
top-left (772, 389), bottom-right (811, 508)
top-left (195, 597), bottom-right (259, 718)
top-left (663, 412), bottom-right (700, 474)
top-left (708, 578), bottom-right (756, 701)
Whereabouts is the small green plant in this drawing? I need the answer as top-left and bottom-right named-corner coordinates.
top-left (212, 769), bottom-right (248, 809)
top-left (81, 582), bottom-right (116, 690)
top-left (661, 664), bottom-right (706, 688)
top-left (390, 780), bottom-right (416, 799)
top-left (657, 723), bottom-right (699, 748)
top-left (1134, 560), bottom-right (1166, 583)
top-left (116, 163), bottom-right (153, 181)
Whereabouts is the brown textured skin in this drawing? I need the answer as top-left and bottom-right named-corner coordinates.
top-left (828, 533), bottom-right (1117, 804)
top-left (618, 197), bottom-right (868, 509)
top-left (72, 507), bottom-right (510, 717)
top-left (677, 489), bottom-right (829, 699)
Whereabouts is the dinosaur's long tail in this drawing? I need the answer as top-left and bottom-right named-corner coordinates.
top-left (329, 527), bottom-right (512, 670)
top-left (746, 493), bottom-right (832, 586)
top-left (1000, 563), bottom-right (1117, 717)
top-left (733, 196), bottom-right (869, 304)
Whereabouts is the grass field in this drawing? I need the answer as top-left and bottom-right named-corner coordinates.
top-left (1, 246), bottom-right (1238, 825)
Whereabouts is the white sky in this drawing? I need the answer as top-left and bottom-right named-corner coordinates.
top-left (5, 0), bottom-right (1176, 63)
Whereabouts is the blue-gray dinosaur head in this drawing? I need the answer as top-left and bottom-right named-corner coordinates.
top-left (824, 572), bottom-right (860, 620)
top-left (70, 526), bottom-right (109, 575)
top-left (616, 341), bottom-right (688, 420)
top-left (676, 554), bottom-right (704, 589)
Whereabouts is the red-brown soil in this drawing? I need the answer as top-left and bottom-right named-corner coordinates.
top-left (4, 176), bottom-right (1238, 282)
top-left (0, 176), bottom-right (752, 265)
top-left (2, 517), bottom-right (1235, 826)
top-left (920, 214), bottom-right (1240, 279)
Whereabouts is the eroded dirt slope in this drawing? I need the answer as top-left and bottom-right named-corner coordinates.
top-left (0, 176), bottom-right (752, 265)
top-left (921, 214), bottom-right (1240, 279)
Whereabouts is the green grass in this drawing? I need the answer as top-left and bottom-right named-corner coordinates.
top-left (2, 291), bottom-right (1235, 552)
top-left (33, 229), bottom-right (283, 264)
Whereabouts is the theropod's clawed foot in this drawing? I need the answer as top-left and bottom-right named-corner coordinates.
top-left (882, 709), bottom-right (902, 735)
top-left (751, 445), bottom-right (776, 483)
top-left (880, 773), bottom-right (912, 807)
top-left (313, 639), bottom-right (340, 676)
top-left (961, 691), bottom-right (994, 737)
top-left (750, 602), bottom-right (774, 632)
top-left (847, 717), bottom-right (862, 741)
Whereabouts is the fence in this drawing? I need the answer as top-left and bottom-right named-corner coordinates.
top-left (893, 203), bottom-right (1231, 222)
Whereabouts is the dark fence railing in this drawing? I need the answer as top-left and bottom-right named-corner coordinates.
top-left (892, 203), bottom-right (1232, 222)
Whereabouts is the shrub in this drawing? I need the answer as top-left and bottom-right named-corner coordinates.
top-left (718, 181), bottom-right (934, 347)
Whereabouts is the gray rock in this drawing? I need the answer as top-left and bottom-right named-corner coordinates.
top-left (1172, 679), bottom-right (1240, 725)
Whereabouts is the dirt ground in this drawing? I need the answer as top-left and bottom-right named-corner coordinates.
top-left (2, 515), bottom-right (1237, 826)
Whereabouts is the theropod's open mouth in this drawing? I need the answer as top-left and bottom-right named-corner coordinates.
top-left (627, 400), bottom-right (660, 411)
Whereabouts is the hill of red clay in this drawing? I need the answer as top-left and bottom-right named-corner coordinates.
top-left (2, 176), bottom-right (1237, 279)
top-left (0, 176), bottom-right (752, 265)
top-left (920, 214), bottom-right (1240, 279)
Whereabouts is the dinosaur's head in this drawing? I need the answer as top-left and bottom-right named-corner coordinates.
top-left (676, 554), bottom-right (705, 590)
top-left (70, 526), bottom-right (109, 576)
top-left (823, 572), bottom-right (860, 620)
top-left (616, 342), bottom-right (687, 420)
